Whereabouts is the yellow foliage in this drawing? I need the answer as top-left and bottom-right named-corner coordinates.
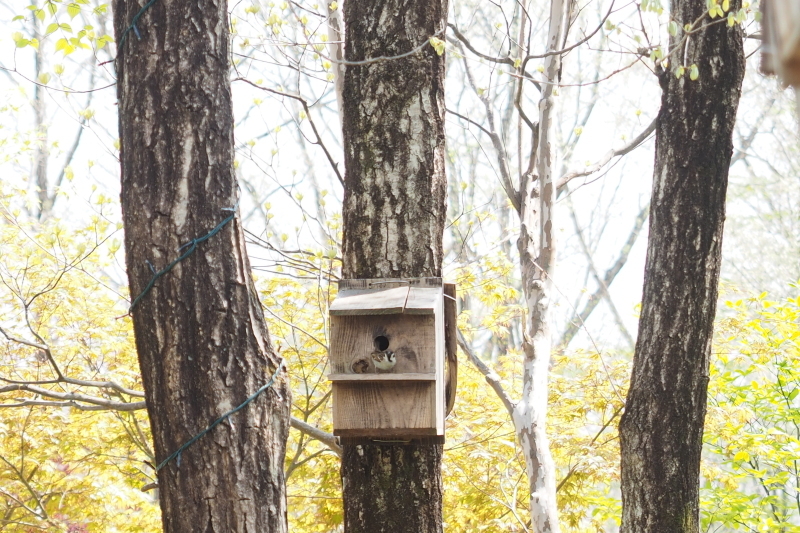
top-left (3, 176), bottom-right (797, 533)
top-left (0, 192), bottom-right (161, 531)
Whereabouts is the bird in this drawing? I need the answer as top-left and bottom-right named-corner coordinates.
top-left (371, 349), bottom-right (397, 372)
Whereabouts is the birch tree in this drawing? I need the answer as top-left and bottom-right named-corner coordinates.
top-left (512, 0), bottom-right (570, 529)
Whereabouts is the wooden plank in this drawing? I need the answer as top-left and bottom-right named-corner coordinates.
top-left (329, 314), bottom-right (436, 374)
top-left (339, 278), bottom-right (409, 291)
top-left (434, 283), bottom-right (445, 434)
top-left (444, 282), bottom-right (458, 417)
top-left (407, 277), bottom-right (443, 288)
top-left (330, 286), bottom-right (409, 315)
top-left (328, 373), bottom-right (436, 381)
top-left (336, 431), bottom-right (443, 441)
top-left (332, 381), bottom-right (438, 433)
top-left (404, 287), bottom-right (441, 314)
top-left (338, 278), bottom-right (443, 291)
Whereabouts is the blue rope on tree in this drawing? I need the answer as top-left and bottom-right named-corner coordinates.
top-left (118, 0), bottom-right (159, 52)
top-left (156, 358), bottom-right (285, 472)
top-left (128, 207), bottom-right (237, 313)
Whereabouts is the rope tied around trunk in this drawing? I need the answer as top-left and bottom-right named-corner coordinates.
top-left (156, 358), bottom-right (285, 472)
top-left (118, 0), bottom-right (159, 52)
top-left (127, 204), bottom-right (237, 314)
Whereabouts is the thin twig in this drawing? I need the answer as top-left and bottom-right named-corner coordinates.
top-left (456, 328), bottom-right (515, 418)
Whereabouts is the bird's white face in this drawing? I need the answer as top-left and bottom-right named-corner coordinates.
top-left (372, 350), bottom-right (397, 371)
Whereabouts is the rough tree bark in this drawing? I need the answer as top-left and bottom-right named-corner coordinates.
top-left (113, 1), bottom-right (290, 532)
top-left (339, 0), bottom-right (447, 531)
top-left (618, 2), bottom-right (745, 531)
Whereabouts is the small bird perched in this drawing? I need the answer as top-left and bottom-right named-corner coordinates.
top-left (371, 349), bottom-right (397, 371)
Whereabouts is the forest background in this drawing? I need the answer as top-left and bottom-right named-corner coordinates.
top-left (0, 0), bottom-right (799, 531)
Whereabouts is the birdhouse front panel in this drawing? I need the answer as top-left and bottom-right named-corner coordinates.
top-left (328, 278), bottom-right (448, 439)
top-left (329, 314), bottom-right (436, 375)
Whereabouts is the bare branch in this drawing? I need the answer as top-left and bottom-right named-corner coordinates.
top-left (0, 327), bottom-right (47, 351)
top-left (1, 327), bottom-right (144, 397)
top-left (290, 416), bottom-right (341, 457)
top-left (447, 23), bottom-right (514, 66)
top-left (730, 97), bottom-right (776, 166)
top-left (556, 404), bottom-right (623, 493)
top-left (0, 384), bottom-right (146, 411)
top-left (446, 108), bottom-right (492, 136)
top-left (449, 40), bottom-right (521, 212)
top-left (0, 386), bottom-right (342, 458)
top-left (521, 0), bottom-right (617, 63)
top-left (558, 202), bottom-right (649, 349)
top-left (456, 328), bottom-right (515, 418)
top-left (60, 377), bottom-right (145, 398)
top-left (566, 197), bottom-right (636, 349)
top-left (233, 78), bottom-right (344, 187)
top-left (558, 117), bottom-right (656, 191)
top-left (0, 64), bottom-right (115, 94)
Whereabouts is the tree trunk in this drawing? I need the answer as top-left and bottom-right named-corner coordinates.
top-left (618, 3), bottom-right (745, 531)
top-left (31, 10), bottom-right (49, 221)
top-left (339, 0), bottom-right (447, 530)
top-left (113, 1), bottom-right (290, 532)
top-left (514, 0), bottom-right (569, 531)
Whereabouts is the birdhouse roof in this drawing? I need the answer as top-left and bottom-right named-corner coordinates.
top-left (329, 278), bottom-right (443, 316)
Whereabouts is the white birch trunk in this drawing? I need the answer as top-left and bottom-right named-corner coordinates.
top-left (326, 0), bottom-right (345, 128)
top-left (513, 0), bottom-right (569, 530)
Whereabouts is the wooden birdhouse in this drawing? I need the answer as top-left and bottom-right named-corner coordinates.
top-left (761, 0), bottom-right (800, 86)
top-left (328, 278), bottom-right (457, 442)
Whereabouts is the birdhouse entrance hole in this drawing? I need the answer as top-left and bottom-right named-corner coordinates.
top-left (374, 335), bottom-right (390, 351)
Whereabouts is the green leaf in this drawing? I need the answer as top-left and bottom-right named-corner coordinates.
top-left (46, 22), bottom-right (59, 34)
top-left (55, 37), bottom-right (75, 55)
top-left (429, 37), bottom-right (445, 56)
top-left (736, 8), bottom-right (746, 22)
top-left (689, 64), bottom-right (699, 80)
top-left (668, 21), bottom-right (679, 36)
top-left (67, 3), bottom-right (81, 18)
